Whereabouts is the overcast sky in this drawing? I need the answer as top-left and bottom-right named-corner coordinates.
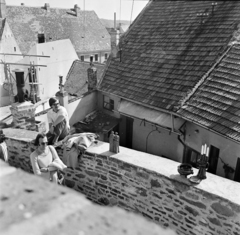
top-left (5, 0), bottom-right (149, 21)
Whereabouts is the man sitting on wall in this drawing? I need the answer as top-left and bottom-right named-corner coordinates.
top-left (47, 97), bottom-right (70, 145)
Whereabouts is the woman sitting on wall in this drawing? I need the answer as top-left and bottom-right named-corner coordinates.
top-left (30, 133), bottom-right (67, 183)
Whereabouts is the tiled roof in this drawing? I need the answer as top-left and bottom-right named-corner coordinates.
top-left (99, 1), bottom-right (240, 112)
top-left (64, 60), bottom-right (105, 97)
top-left (178, 43), bottom-right (240, 142)
top-left (6, 5), bottom-right (111, 54)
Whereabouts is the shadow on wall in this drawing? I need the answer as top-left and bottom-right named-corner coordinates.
top-left (68, 91), bottom-right (98, 126)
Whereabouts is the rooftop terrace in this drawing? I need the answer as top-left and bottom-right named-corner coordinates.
top-left (1, 128), bottom-right (240, 235)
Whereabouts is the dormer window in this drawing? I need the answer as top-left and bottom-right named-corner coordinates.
top-left (38, 33), bottom-right (45, 43)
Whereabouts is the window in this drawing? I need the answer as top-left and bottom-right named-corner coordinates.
top-left (80, 56), bottom-right (84, 62)
top-left (103, 96), bottom-right (114, 111)
top-left (38, 33), bottom-right (45, 43)
top-left (14, 47), bottom-right (16, 52)
top-left (184, 146), bottom-right (201, 168)
top-left (105, 53), bottom-right (108, 60)
top-left (90, 56), bottom-right (93, 62)
top-left (95, 54), bottom-right (98, 62)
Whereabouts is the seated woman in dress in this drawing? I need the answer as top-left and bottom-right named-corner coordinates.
top-left (30, 133), bottom-right (67, 183)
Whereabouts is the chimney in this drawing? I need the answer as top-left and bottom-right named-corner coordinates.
top-left (114, 12), bottom-right (116, 30)
top-left (55, 75), bottom-right (68, 109)
top-left (74, 4), bottom-right (80, 16)
top-left (0, 0), bottom-right (6, 18)
top-left (116, 29), bottom-right (120, 45)
top-left (87, 63), bottom-right (97, 91)
top-left (44, 3), bottom-right (50, 11)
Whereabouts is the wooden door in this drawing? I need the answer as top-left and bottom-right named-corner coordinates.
top-left (125, 117), bottom-right (133, 148)
top-left (208, 145), bottom-right (219, 174)
top-left (234, 158), bottom-right (240, 182)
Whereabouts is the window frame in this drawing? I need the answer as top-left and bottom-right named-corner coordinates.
top-left (103, 95), bottom-right (114, 111)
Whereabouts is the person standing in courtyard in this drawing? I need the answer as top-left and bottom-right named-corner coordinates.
top-left (47, 97), bottom-right (70, 145)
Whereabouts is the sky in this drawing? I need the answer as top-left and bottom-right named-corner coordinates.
top-left (5, 0), bottom-right (149, 21)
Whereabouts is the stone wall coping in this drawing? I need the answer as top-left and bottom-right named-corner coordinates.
top-left (2, 128), bottom-right (240, 206)
top-left (87, 141), bottom-right (240, 205)
top-left (10, 101), bottom-right (35, 109)
top-left (3, 128), bottom-right (38, 143)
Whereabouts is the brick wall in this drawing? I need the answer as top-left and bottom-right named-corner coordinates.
top-left (3, 128), bottom-right (240, 235)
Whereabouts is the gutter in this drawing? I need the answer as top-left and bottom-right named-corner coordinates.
top-left (113, 109), bottom-right (181, 136)
top-left (178, 115), bottom-right (240, 146)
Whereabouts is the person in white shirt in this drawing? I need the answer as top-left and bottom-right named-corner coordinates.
top-left (47, 97), bottom-right (70, 145)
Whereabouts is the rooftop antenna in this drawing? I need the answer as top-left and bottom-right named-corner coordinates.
top-left (119, 0), bottom-right (122, 28)
top-left (130, 0), bottom-right (135, 25)
top-left (211, 2), bottom-right (217, 14)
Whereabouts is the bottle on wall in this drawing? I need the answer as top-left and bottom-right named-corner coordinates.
top-left (109, 131), bottom-right (114, 152)
top-left (113, 132), bottom-right (120, 153)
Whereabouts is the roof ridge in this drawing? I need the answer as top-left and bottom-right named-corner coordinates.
top-left (97, 55), bottom-right (113, 89)
top-left (177, 45), bottom-right (233, 111)
top-left (65, 60), bottom-right (79, 82)
top-left (0, 18), bottom-right (6, 39)
top-left (7, 5), bottom-right (93, 12)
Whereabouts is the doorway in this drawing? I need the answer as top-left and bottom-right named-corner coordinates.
top-left (208, 145), bottom-right (219, 174)
top-left (234, 158), bottom-right (240, 182)
top-left (125, 117), bottom-right (133, 148)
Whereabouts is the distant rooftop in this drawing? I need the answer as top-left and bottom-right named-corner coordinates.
top-left (5, 4), bottom-right (111, 54)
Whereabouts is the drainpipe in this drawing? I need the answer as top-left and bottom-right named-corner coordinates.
top-left (171, 114), bottom-right (175, 132)
top-left (177, 121), bottom-right (187, 162)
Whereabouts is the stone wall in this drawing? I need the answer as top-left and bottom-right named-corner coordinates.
top-left (60, 148), bottom-right (240, 235)
top-left (1, 161), bottom-right (176, 235)
top-left (3, 128), bottom-right (37, 173)
top-left (3, 128), bottom-right (240, 235)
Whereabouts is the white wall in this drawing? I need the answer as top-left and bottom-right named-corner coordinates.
top-left (98, 91), bottom-right (184, 162)
top-left (18, 39), bottom-right (78, 102)
top-left (185, 122), bottom-right (240, 179)
top-left (79, 51), bottom-right (110, 64)
top-left (0, 21), bottom-right (23, 106)
top-left (132, 118), bottom-right (183, 162)
top-left (67, 92), bottom-right (98, 126)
